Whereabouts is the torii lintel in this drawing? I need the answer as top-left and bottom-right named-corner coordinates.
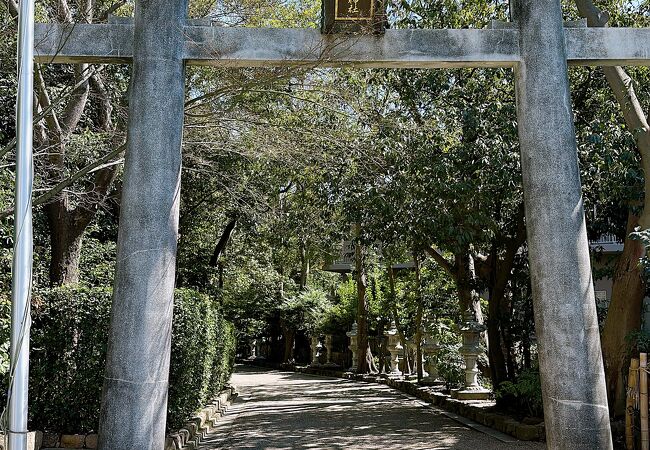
top-left (34, 21), bottom-right (650, 69)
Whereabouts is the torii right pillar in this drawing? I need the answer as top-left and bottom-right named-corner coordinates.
top-left (514, 1), bottom-right (613, 448)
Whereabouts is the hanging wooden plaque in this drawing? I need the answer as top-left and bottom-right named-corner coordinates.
top-left (321, 0), bottom-right (386, 34)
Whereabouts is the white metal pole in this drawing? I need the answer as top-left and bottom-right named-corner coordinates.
top-left (10, 0), bottom-right (35, 447)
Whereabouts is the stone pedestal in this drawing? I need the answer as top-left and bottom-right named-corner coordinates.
top-left (346, 322), bottom-right (358, 372)
top-left (452, 310), bottom-right (490, 400)
top-left (310, 335), bottom-right (321, 367)
top-left (323, 334), bottom-right (339, 368)
top-left (384, 321), bottom-right (403, 378)
top-left (421, 330), bottom-right (444, 386)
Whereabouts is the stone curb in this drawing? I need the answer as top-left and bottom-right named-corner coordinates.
top-left (241, 361), bottom-right (545, 442)
top-left (165, 386), bottom-right (238, 450)
top-left (304, 367), bottom-right (545, 442)
top-left (0, 387), bottom-right (238, 450)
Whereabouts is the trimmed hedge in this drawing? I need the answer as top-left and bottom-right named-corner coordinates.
top-left (167, 288), bottom-right (236, 429)
top-left (27, 285), bottom-right (235, 433)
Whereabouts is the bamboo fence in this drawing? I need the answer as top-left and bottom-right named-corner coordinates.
top-left (627, 354), bottom-right (648, 450)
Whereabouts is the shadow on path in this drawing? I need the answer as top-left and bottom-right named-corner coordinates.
top-left (199, 365), bottom-right (546, 450)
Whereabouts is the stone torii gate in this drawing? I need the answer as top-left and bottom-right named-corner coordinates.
top-left (32, 0), bottom-right (650, 448)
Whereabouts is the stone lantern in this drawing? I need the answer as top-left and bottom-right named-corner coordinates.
top-left (257, 337), bottom-right (265, 360)
top-left (384, 321), bottom-right (403, 377)
top-left (324, 334), bottom-right (338, 368)
top-left (248, 339), bottom-right (257, 360)
top-left (310, 335), bottom-right (321, 367)
top-left (453, 309), bottom-right (490, 400)
top-left (421, 328), bottom-right (444, 385)
top-left (346, 322), bottom-right (359, 372)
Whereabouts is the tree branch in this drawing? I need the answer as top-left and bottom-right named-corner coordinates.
top-left (89, 71), bottom-right (113, 131)
top-left (424, 246), bottom-right (454, 277)
top-left (60, 64), bottom-right (91, 136)
top-left (0, 143), bottom-right (126, 220)
top-left (209, 217), bottom-right (238, 266)
top-left (98, 1), bottom-right (127, 21)
top-left (35, 65), bottom-right (63, 139)
top-left (55, 0), bottom-right (73, 23)
top-left (7, 0), bottom-right (18, 18)
top-left (574, 0), bottom-right (650, 228)
top-left (1, 66), bottom-right (104, 161)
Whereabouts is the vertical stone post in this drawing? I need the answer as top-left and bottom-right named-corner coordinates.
top-left (324, 334), bottom-right (338, 368)
top-left (421, 329), bottom-right (443, 386)
top-left (514, 1), bottom-right (612, 448)
top-left (256, 338), bottom-right (264, 359)
top-left (385, 321), bottom-right (402, 378)
top-left (346, 322), bottom-right (359, 372)
top-left (310, 335), bottom-right (321, 367)
top-left (97, 0), bottom-right (186, 448)
top-left (249, 339), bottom-right (257, 359)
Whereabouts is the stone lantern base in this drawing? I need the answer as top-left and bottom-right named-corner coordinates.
top-left (451, 386), bottom-right (491, 400)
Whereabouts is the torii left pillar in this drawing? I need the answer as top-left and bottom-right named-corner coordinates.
top-left (97, 0), bottom-right (186, 447)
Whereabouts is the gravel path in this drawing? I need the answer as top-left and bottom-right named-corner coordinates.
top-left (199, 365), bottom-right (546, 450)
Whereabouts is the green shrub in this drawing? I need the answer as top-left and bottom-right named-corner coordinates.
top-left (432, 321), bottom-right (465, 389)
top-left (24, 285), bottom-right (235, 433)
top-left (167, 288), bottom-right (236, 430)
top-left (30, 285), bottom-right (112, 432)
top-left (495, 369), bottom-right (543, 417)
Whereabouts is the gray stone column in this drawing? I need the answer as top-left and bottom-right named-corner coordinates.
top-left (514, 1), bottom-right (612, 448)
top-left (97, 0), bottom-right (186, 447)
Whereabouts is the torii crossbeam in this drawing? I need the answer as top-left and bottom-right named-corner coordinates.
top-left (31, 1), bottom-right (635, 449)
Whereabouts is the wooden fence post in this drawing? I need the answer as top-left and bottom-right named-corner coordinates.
top-left (641, 353), bottom-right (648, 450)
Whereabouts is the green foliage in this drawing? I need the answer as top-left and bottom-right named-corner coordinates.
top-left (167, 288), bottom-right (236, 430)
top-left (630, 228), bottom-right (650, 286)
top-left (30, 285), bottom-right (113, 432)
top-left (78, 236), bottom-right (116, 286)
top-left (278, 287), bottom-right (331, 334)
top-left (625, 329), bottom-right (650, 355)
top-left (432, 320), bottom-right (464, 389)
top-left (495, 369), bottom-right (544, 418)
top-left (319, 278), bottom-right (356, 333)
top-left (0, 293), bottom-right (10, 379)
top-left (24, 286), bottom-right (234, 433)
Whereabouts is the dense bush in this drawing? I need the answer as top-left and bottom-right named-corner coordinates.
top-left (30, 286), bottom-right (113, 432)
top-left (495, 369), bottom-right (544, 418)
top-left (434, 321), bottom-right (465, 389)
top-left (25, 285), bottom-right (235, 433)
top-left (167, 288), bottom-right (236, 430)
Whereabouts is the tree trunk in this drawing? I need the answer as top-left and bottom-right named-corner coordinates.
top-left (601, 211), bottom-right (645, 416)
top-left (46, 199), bottom-right (91, 285)
top-left (486, 240), bottom-right (516, 388)
top-left (282, 323), bottom-right (295, 364)
top-left (365, 343), bottom-right (378, 373)
top-left (387, 264), bottom-right (409, 371)
top-left (456, 251), bottom-right (483, 323)
top-left (299, 241), bottom-right (310, 290)
top-left (355, 224), bottom-right (369, 373)
top-left (487, 293), bottom-right (509, 388)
